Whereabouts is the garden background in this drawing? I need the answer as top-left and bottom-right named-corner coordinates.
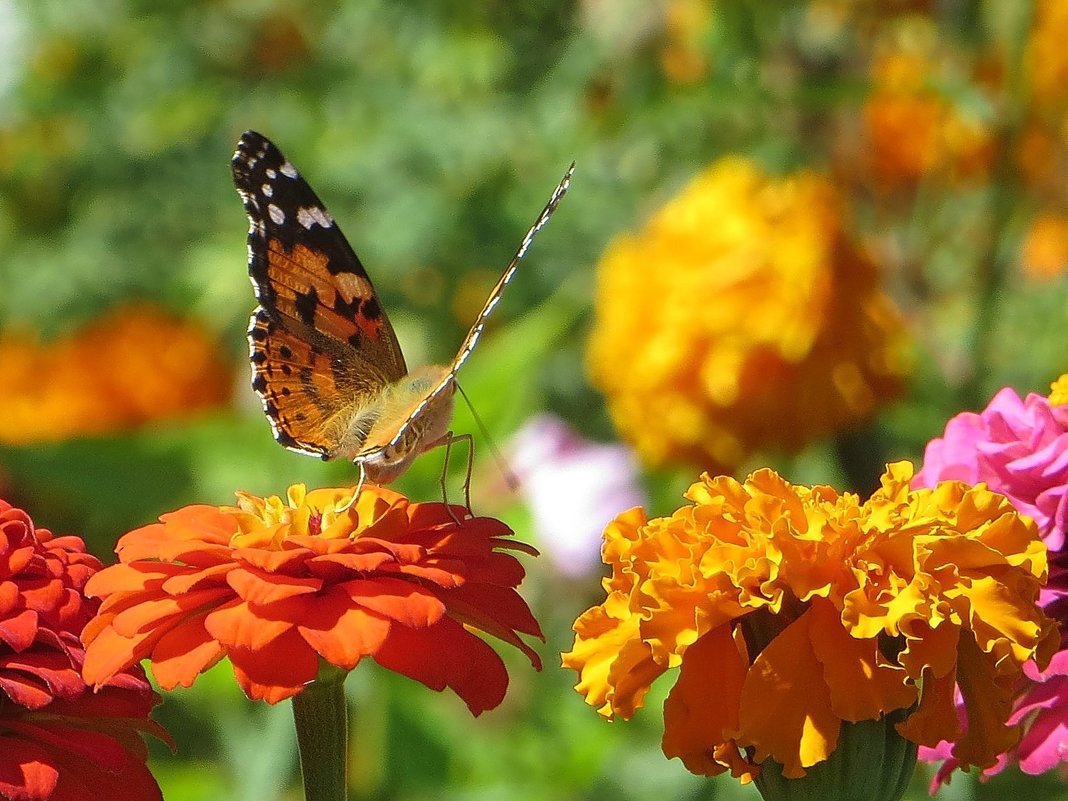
top-left (2, 1), bottom-right (1067, 799)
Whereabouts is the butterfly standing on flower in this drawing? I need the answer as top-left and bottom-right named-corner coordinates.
top-left (231, 131), bottom-right (573, 489)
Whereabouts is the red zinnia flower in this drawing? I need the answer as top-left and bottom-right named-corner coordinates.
top-left (0, 499), bottom-right (167, 801)
top-left (82, 484), bottom-right (543, 712)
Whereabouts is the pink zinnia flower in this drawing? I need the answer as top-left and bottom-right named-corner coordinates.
top-left (914, 377), bottom-right (1068, 783)
top-left (509, 414), bottom-right (645, 578)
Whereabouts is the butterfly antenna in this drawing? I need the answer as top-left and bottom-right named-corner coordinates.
top-left (455, 382), bottom-right (521, 493)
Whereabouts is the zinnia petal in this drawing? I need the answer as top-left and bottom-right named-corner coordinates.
top-left (83, 484), bottom-right (542, 710)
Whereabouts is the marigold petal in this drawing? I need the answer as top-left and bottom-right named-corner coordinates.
top-left (228, 627), bottom-right (320, 703)
top-left (374, 616), bottom-right (508, 716)
top-left (662, 624), bottom-right (746, 776)
top-left (950, 632), bottom-right (1019, 769)
top-left (738, 608), bottom-right (839, 778)
top-left (896, 665), bottom-right (959, 748)
top-left (563, 603), bottom-right (652, 718)
top-left (897, 620), bottom-right (960, 680)
top-left (965, 575), bottom-right (1050, 665)
top-left (808, 600), bottom-right (915, 720)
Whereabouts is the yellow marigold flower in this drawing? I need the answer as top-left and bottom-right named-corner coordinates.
top-left (1020, 212), bottom-right (1068, 282)
top-left (587, 158), bottom-right (910, 472)
top-left (0, 303), bottom-right (232, 445)
top-left (562, 462), bottom-right (1057, 784)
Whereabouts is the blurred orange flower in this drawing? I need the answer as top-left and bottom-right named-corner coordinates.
top-left (0, 499), bottom-right (167, 801)
top-left (0, 303), bottom-right (232, 445)
top-left (1021, 212), bottom-right (1068, 281)
top-left (82, 484), bottom-right (542, 712)
top-left (587, 157), bottom-right (910, 473)
top-left (1026, 0), bottom-right (1068, 117)
top-left (563, 462), bottom-right (1056, 782)
top-left (861, 45), bottom-right (993, 189)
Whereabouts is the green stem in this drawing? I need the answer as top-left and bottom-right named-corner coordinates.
top-left (291, 663), bottom-right (349, 801)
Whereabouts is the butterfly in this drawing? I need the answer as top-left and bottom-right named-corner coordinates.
top-left (231, 130), bottom-right (573, 489)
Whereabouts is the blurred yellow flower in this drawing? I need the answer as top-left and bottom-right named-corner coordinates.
top-left (0, 303), bottom-right (232, 445)
top-left (1020, 212), bottom-right (1068, 282)
top-left (562, 462), bottom-right (1057, 783)
top-left (587, 157), bottom-right (910, 473)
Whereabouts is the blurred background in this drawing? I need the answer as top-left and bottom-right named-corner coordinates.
top-left (2, 0), bottom-right (1068, 799)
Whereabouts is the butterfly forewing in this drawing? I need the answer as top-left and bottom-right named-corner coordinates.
top-left (232, 130), bottom-right (407, 457)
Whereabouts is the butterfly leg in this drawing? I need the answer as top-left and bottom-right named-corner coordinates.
top-left (438, 432), bottom-right (474, 524)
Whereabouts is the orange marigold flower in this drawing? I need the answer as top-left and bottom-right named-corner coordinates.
top-left (0, 303), bottom-right (232, 445)
top-left (562, 462), bottom-right (1057, 782)
top-left (82, 484), bottom-right (543, 712)
top-left (587, 157), bottom-right (910, 473)
top-left (0, 499), bottom-right (168, 801)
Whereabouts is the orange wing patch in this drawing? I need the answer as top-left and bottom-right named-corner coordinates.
top-left (248, 309), bottom-right (355, 457)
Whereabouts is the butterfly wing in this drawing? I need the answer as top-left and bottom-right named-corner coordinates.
top-left (358, 162), bottom-right (575, 462)
top-left (232, 130), bottom-right (408, 458)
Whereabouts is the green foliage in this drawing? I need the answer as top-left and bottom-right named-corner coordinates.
top-left (2, 0), bottom-right (1068, 799)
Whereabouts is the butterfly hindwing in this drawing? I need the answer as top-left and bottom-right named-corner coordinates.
top-left (232, 130), bottom-right (407, 456)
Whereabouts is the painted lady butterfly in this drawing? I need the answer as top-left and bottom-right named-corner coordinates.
top-left (231, 131), bottom-right (572, 486)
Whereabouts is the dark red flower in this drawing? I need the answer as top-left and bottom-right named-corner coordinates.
top-left (0, 499), bottom-right (168, 801)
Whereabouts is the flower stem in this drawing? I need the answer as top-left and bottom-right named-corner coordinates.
top-left (291, 664), bottom-right (349, 801)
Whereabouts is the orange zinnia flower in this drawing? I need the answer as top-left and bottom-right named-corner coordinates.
top-left (0, 499), bottom-right (167, 801)
top-left (563, 463), bottom-right (1057, 787)
top-left (82, 484), bottom-right (543, 712)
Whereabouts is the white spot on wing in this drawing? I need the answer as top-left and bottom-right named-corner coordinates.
top-left (280, 161), bottom-right (298, 179)
top-left (297, 205), bottom-right (334, 229)
top-left (268, 203), bottom-right (285, 224)
top-left (266, 168), bottom-right (277, 179)
top-left (261, 183), bottom-right (273, 198)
